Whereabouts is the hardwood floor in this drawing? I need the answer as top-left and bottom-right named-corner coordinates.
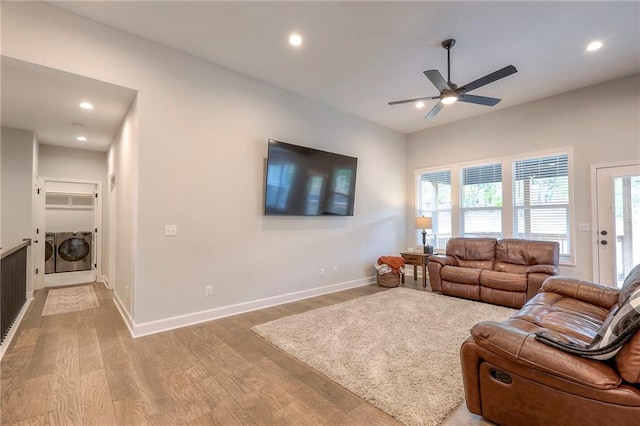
top-left (1, 280), bottom-right (492, 425)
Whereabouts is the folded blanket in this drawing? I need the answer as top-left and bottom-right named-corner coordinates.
top-left (377, 256), bottom-right (405, 274)
top-left (374, 263), bottom-right (393, 275)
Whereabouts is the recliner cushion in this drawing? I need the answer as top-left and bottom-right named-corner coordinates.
top-left (441, 266), bottom-right (482, 285)
top-left (446, 237), bottom-right (496, 262)
top-left (495, 239), bottom-right (559, 267)
top-left (536, 286), bottom-right (640, 361)
top-left (511, 292), bottom-right (609, 344)
top-left (480, 270), bottom-right (527, 292)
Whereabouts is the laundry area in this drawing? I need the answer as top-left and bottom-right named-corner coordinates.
top-left (43, 180), bottom-right (98, 286)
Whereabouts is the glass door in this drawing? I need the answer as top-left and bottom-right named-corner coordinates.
top-left (596, 164), bottom-right (640, 287)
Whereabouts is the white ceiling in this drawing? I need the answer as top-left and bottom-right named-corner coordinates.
top-left (1, 57), bottom-right (137, 151)
top-left (2, 2), bottom-right (638, 147)
top-left (50, 1), bottom-right (640, 134)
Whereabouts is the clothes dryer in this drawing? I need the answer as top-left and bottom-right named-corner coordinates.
top-left (45, 232), bottom-right (56, 274)
top-left (55, 231), bottom-right (93, 273)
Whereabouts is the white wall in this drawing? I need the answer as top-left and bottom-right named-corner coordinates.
top-left (1, 127), bottom-right (34, 251)
top-left (2, 2), bottom-right (407, 327)
top-left (107, 96), bottom-right (138, 317)
top-left (407, 73), bottom-right (640, 280)
top-left (1, 126), bottom-right (36, 295)
top-left (39, 144), bottom-right (106, 182)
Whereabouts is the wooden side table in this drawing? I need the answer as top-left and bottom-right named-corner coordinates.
top-left (400, 252), bottom-right (430, 288)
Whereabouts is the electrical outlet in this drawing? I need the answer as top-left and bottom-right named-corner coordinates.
top-left (205, 285), bottom-right (213, 296)
top-left (165, 225), bottom-right (178, 236)
top-left (320, 268), bottom-right (325, 277)
top-left (333, 266), bottom-right (338, 275)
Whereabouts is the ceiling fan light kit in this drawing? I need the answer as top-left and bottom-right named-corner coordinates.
top-left (388, 38), bottom-right (518, 118)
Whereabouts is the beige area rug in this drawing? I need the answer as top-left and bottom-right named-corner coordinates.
top-left (252, 288), bottom-right (515, 425)
top-left (41, 285), bottom-right (100, 316)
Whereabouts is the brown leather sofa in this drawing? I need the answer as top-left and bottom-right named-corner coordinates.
top-left (461, 274), bottom-right (640, 425)
top-left (428, 238), bottom-right (559, 308)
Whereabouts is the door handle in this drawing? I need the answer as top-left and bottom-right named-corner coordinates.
top-left (600, 230), bottom-right (608, 236)
top-left (600, 240), bottom-right (608, 245)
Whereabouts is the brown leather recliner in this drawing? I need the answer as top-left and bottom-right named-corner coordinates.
top-left (461, 274), bottom-right (640, 425)
top-left (428, 238), bottom-right (559, 308)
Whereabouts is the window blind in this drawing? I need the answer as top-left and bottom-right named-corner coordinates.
top-left (513, 154), bottom-right (570, 257)
top-left (418, 170), bottom-right (452, 249)
top-left (461, 163), bottom-right (502, 237)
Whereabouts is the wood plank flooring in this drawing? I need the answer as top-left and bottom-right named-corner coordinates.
top-left (1, 280), bottom-right (492, 425)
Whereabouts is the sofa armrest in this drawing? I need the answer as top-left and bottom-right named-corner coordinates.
top-left (471, 321), bottom-right (621, 389)
top-left (541, 276), bottom-right (619, 309)
top-left (428, 255), bottom-right (457, 267)
top-left (526, 264), bottom-right (558, 275)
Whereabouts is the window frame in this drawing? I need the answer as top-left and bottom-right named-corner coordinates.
top-left (459, 161), bottom-right (504, 239)
top-left (415, 168), bottom-right (453, 251)
top-left (414, 147), bottom-right (575, 264)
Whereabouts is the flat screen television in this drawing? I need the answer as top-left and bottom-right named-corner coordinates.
top-left (264, 139), bottom-right (358, 216)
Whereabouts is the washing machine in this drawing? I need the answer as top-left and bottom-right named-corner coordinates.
top-left (45, 232), bottom-right (56, 274)
top-left (55, 231), bottom-right (93, 273)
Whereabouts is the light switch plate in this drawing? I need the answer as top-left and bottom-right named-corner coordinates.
top-left (165, 225), bottom-right (178, 236)
top-left (578, 223), bottom-right (590, 232)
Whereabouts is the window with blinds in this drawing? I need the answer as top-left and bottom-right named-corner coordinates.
top-left (513, 154), bottom-right (570, 258)
top-left (417, 170), bottom-right (451, 249)
top-left (461, 163), bottom-right (503, 237)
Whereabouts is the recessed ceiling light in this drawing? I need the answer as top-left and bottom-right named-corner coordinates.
top-left (79, 102), bottom-right (94, 110)
top-left (586, 41), bottom-right (603, 52)
top-left (289, 33), bottom-right (302, 47)
top-left (415, 101), bottom-right (425, 109)
top-left (76, 136), bottom-right (87, 142)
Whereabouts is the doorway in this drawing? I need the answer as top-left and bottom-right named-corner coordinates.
top-left (37, 178), bottom-right (102, 287)
top-left (593, 162), bottom-right (640, 287)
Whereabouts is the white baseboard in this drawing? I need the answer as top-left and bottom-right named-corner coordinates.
top-left (129, 276), bottom-right (375, 338)
top-left (112, 289), bottom-right (135, 337)
top-left (0, 295), bottom-right (34, 361)
top-left (101, 275), bottom-right (109, 288)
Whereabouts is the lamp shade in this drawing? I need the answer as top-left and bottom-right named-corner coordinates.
top-left (415, 216), bottom-right (432, 230)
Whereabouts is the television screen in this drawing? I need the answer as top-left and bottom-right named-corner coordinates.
top-left (264, 139), bottom-right (357, 216)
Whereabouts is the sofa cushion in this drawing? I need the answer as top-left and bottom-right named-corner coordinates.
top-left (536, 286), bottom-right (640, 361)
top-left (446, 237), bottom-right (496, 268)
top-left (480, 287), bottom-right (526, 308)
top-left (495, 239), bottom-right (559, 269)
top-left (480, 270), bottom-right (528, 292)
top-left (512, 292), bottom-right (609, 344)
top-left (441, 265), bottom-right (482, 285)
top-left (616, 331), bottom-right (640, 383)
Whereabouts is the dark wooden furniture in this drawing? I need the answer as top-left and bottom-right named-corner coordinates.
top-left (400, 252), bottom-right (430, 288)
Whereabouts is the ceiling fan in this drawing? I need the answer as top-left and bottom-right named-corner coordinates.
top-left (388, 39), bottom-right (517, 118)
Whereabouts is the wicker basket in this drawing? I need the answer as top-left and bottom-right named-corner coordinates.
top-left (377, 271), bottom-right (401, 288)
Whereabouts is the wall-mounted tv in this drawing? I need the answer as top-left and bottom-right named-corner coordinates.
top-left (264, 139), bottom-right (358, 216)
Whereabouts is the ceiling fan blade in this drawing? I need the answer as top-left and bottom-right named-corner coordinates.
top-left (458, 94), bottom-right (501, 106)
top-left (388, 96), bottom-right (440, 106)
top-left (458, 65), bottom-right (517, 94)
top-left (425, 101), bottom-right (444, 119)
top-left (423, 70), bottom-right (451, 92)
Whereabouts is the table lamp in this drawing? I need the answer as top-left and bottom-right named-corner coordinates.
top-left (416, 216), bottom-right (433, 254)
